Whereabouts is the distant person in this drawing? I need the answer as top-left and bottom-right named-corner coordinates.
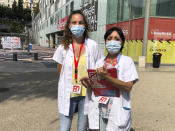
top-left (82, 27), bottom-right (139, 131)
top-left (53, 10), bottom-right (103, 131)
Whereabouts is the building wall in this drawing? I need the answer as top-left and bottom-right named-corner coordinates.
top-left (0, 0), bottom-right (14, 7)
top-left (33, 0), bottom-right (107, 51)
top-left (106, 0), bottom-right (175, 64)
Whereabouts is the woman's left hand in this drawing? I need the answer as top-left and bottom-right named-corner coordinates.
top-left (80, 77), bottom-right (92, 90)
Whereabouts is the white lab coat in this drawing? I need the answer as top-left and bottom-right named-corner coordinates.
top-left (52, 38), bottom-right (103, 116)
top-left (85, 55), bottom-right (139, 131)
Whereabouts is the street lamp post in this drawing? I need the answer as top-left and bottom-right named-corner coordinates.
top-left (27, 28), bottom-right (30, 52)
top-left (139, 0), bottom-right (151, 67)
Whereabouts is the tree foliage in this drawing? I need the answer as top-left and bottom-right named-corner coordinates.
top-left (0, 0), bottom-right (32, 33)
top-left (10, 22), bottom-right (25, 33)
top-left (24, 8), bottom-right (32, 22)
top-left (0, 5), bottom-right (13, 18)
top-left (17, 0), bottom-right (24, 20)
top-left (12, 0), bottom-right (17, 19)
top-left (0, 0), bottom-right (31, 22)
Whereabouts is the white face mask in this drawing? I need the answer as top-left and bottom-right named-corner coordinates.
top-left (70, 25), bottom-right (85, 38)
top-left (106, 40), bottom-right (121, 54)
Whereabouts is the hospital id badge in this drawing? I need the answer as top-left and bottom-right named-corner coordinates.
top-left (97, 96), bottom-right (109, 104)
top-left (72, 84), bottom-right (81, 94)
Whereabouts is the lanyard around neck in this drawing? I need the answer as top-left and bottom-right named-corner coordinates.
top-left (72, 41), bottom-right (84, 83)
top-left (105, 54), bottom-right (121, 68)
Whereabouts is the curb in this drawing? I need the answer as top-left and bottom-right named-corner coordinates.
top-left (0, 57), bottom-right (53, 62)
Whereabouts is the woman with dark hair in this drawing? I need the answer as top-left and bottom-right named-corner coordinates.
top-left (53, 10), bottom-right (103, 131)
top-left (84, 27), bottom-right (138, 131)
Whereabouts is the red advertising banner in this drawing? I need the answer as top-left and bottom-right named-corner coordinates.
top-left (106, 18), bottom-right (145, 40)
top-left (149, 17), bottom-right (175, 41)
top-left (106, 17), bottom-right (175, 41)
top-left (57, 16), bottom-right (69, 31)
top-left (87, 68), bottom-right (120, 97)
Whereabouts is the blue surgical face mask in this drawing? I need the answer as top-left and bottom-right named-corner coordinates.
top-left (70, 25), bottom-right (85, 38)
top-left (106, 40), bottom-right (121, 54)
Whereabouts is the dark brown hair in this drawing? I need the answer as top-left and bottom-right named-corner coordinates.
top-left (61, 10), bottom-right (89, 50)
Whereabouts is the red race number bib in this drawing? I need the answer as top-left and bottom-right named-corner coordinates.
top-left (72, 84), bottom-right (81, 94)
top-left (97, 96), bottom-right (109, 104)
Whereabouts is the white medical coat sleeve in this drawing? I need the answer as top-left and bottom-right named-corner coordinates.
top-left (53, 44), bottom-right (65, 64)
top-left (94, 43), bottom-right (103, 63)
top-left (122, 57), bottom-right (139, 83)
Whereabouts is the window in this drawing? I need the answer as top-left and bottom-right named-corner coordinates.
top-left (107, 0), bottom-right (144, 24)
top-left (54, 15), bottom-right (57, 24)
top-left (107, 0), bottom-right (118, 24)
top-left (118, 0), bottom-right (130, 21)
top-left (50, 0), bottom-right (54, 5)
top-left (66, 5), bottom-right (69, 16)
top-left (56, 12), bottom-right (59, 22)
top-left (70, 1), bottom-right (74, 12)
top-left (156, 0), bottom-right (175, 17)
top-left (130, 0), bottom-right (144, 18)
top-left (50, 17), bottom-right (53, 26)
top-left (60, 9), bottom-right (62, 19)
top-left (55, 0), bottom-right (59, 11)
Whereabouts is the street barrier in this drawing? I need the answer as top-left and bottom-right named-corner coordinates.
top-left (34, 53), bottom-right (38, 60)
top-left (13, 52), bottom-right (17, 61)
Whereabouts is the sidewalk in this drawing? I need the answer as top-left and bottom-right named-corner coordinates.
top-left (0, 63), bottom-right (175, 131)
top-left (0, 44), bottom-right (56, 61)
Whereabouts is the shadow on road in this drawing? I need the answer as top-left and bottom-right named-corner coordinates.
top-left (0, 72), bottom-right (58, 102)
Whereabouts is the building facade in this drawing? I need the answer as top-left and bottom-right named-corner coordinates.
top-left (106, 0), bottom-right (175, 64)
top-left (32, 0), bottom-right (175, 65)
top-left (0, 0), bottom-right (14, 7)
top-left (0, 0), bottom-right (38, 13)
top-left (32, 0), bottom-right (106, 51)
top-left (23, 0), bottom-right (38, 13)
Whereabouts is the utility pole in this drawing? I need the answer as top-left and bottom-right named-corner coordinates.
top-left (139, 0), bottom-right (151, 67)
top-left (27, 28), bottom-right (29, 52)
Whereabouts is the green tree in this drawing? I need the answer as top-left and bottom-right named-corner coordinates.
top-left (2, 6), bottom-right (10, 19)
top-left (0, 5), bottom-right (3, 18)
top-left (10, 22), bottom-right (24, 33)
top-left (18, 0), bottom-right (24, 20)
top-left (6, 7), bottom-right (13, 19)
top-left (12, 0), bottom-right (17, 19)
top-left (24, 8), bottom-right (32, 23)
top-left (0, 6), bottom-right (6, 18)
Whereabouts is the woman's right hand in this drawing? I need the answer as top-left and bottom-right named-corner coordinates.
top-left (96, 66), bottom-right (109, 79)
